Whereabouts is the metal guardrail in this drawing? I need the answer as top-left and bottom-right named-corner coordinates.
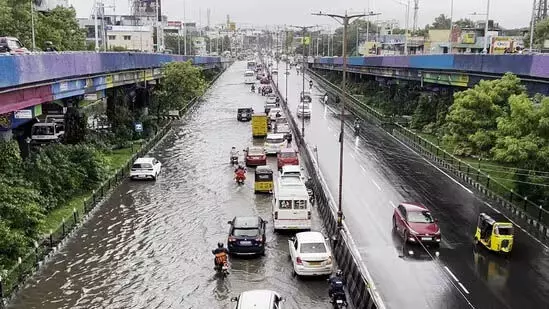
top-left (270, 74), bottom-right (384, 309)
top-left (309, 69), bottom-right (549, 239)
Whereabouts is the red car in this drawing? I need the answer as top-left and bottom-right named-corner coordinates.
top-left (392, 202), bottom-right (441, 245)
top-left (277, 148), bottom-right (299, 170)
top-left (245, 146), bottom-right (267, 166)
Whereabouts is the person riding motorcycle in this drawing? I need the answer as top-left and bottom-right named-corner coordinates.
top-left (212, 242), bottom-right (229, 270)
top-left (234, 164), bottom-right (246, 181)
top-left (251, 84), bottom-right (256, 92)
top-left (230, 147), bottom-right (239, 163)
top-left (328, 270), bottom-right (347, 303)
top-left (309, 80), bottom-right (313, 89)
top-left (353, 118), bottom-right (361, 133)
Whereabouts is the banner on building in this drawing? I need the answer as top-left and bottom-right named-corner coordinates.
top-left (461, 33), bottom-right (476, 44)
top-left (491, 37), bottom-right (514, 54)
top-left (298, 36), bottom-right (311, 45)
top-left (168, 21), bottom-right (182, 28)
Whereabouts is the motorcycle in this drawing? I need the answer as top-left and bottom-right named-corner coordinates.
top-left (230, 156), bottom-right (239, 165)
top-left (251, 85), bottom-right (256, 93)
top-left (307, 188), bottom-right (315, 205)
top-left (354, 123), bottom-right (360, 136)
top-left (215, 261), bottom-right (230, 277)
top-left (235, 171), bottom-right (246, 185)
top-left (331, 293), bottom-right (348, 308)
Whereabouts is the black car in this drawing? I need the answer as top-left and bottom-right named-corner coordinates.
top-left (237, 108), bottom-right (253, 122)
top-left (227, 216), bottom-right (267, 256)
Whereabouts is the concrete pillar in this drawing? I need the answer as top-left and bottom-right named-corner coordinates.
top-left (0, 129), bottom-right (13, 141)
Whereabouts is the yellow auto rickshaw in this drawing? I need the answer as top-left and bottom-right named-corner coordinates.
top-left (474, 212), bottom-right (514, 255)
top-left (254, 165), bottom-right (274, 194)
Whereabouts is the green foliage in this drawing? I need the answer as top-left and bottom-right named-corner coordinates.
top-left (153, 61), bottom-right (206, 113)
top-left (110, 46), bottom-right (128, 51)
top-left (431, 14), bottom-right (452, 30)
top-left (0, 176), bottom-right (44, 238)
top-left (0, 221), bottom-right (28, 266)
top-left (0, 1), bottom-right (85, 51)
top-left (525, 18), bottom-right (549, 49)
top-left (443, 73), bottom-right (526, 156)
top-left (0, 140), bottom-right (22, 176)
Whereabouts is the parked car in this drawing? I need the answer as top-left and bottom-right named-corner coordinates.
top-left (231, 290), bottom-right (285, 308)
top-left (237, 107), bottom-right (253, 122)
top-left (277, 148), bottom-right (299, 170)
top-left (0, 37), bottom-right (30, 55)
top-left (245, 146), bottom-right (267, 166)
top-left (227, 216), bottom-right (267, 256)
top-left (392, 202), bottom-right (441, 245)
top-left (130, 157), bottom-right (162, 180)
top-left (31, 122), bottom-right (64, 144)
top-left (288, 232), bottom-right (333, 276)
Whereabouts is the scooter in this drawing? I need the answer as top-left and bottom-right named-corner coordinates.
top-left (307, 188), bottom-right (315, 205)
top-left (331, 293), bottom-right (348, 309)
top-left (354, 123), bottom-right (360, 136)
top-left (235, 172), bottom-right (246, 185)
top-left (215, 261), bottom-right (230, 277)
top-left (230, 156), bottom-right (239, 165)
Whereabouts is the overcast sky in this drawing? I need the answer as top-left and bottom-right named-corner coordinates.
top-left (72, 0), bottom-right (532, 29)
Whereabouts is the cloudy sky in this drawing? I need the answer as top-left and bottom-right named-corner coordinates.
top-left (72, 0), bottom-right (532, 29)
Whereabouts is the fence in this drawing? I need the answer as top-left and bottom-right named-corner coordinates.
top-left (0, 68), bottom-right (226, 306)
top-left (308, 68), bottom-right (549, 239)
top-left (271, 74), bottom-right (383, 309)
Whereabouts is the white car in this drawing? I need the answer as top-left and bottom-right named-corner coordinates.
top-left (231, 289), bottom-right (285, 308)
top-left (268, 108), bottom-right (283, 121)
top-left (266, 94), bottom-right (278, 104)
top-left (272, 69), bottom-right (278, 75)
top-left (130, 157), bottom-right (162, 180)
top-left (288, 232), bottom-right (333, 276)
top-left (280, 165), bottom-right (303, 180)
top-left (296, 103), bottom-right (311, 118)
top-left (264, 133), bottom-right (286, 155)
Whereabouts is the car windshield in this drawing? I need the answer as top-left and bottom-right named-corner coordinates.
top-left (267, 137), bottom-right (284, 144)
top-left (32, 126), bottom-right (54, 135)
top-left (280, 151), bottom-right (296, 158)
top-left (233, 228), bottom-right (259, 237)
top-left (300, 242), bottom-right (327, 254)
top-left (407, 211), bottom-right (435, 223)
top-left (133, 163), bottom-right (153, 169)
top-left (495, 226), bottom-right (513, 235)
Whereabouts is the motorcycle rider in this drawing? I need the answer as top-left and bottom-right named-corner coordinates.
top-left (353, 118), bottom-right (361, 133)
top-left (212, 242), bottom-right (229, 270)
top-left (328, 270), bottom-right (347, 303)
top-left (251, 84), bottom-right (255, 92)
top-left (234, 164), bottom-right (247, 181)
top-left (309, 80), bottom-right (313, 89)
top-left (230, 146), bottom-right (239, 163)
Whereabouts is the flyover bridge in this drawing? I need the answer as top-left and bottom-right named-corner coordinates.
top-left (0, 53), bottom-right (229, 136)
top-left (310, 54), bottom-right (549, 94)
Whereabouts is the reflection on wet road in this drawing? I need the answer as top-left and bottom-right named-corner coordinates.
top-left (9, 62), bottom-right (334, 309)
top-left (277, 66), bottom-right (549, 309)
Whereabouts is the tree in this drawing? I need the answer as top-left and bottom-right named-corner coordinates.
top-left (525, 18), bottom-right (549, 49)
top-left (454, 18), bottom-right (476, 29)
top-left (63, 107), bottom-right (88, 144)
top-left (222, 35), bottom-right (231, 52)
top-left (153, 61), bottom-right (206, 113)
top-left (431, 14), bottom-right (452, 29)
top-left (443, 73), bottom-right (526, 156)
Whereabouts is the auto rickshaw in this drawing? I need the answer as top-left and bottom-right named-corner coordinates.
top-left (254, 165), bottom-right (274, 194)
top-left (474, 212), bottom-right (514, 255)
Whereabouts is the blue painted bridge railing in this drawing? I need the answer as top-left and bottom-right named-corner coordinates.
top-left (313, 54), bottom-right (549, 80)
top-left (0, 52), bottom-right (227, 90)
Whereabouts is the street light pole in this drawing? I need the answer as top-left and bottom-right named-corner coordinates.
top-left (483, 0), bottom-right (491, 53)
top-left (313, 11), bottom-right (368, 230)
top-left (290, 25), bottom-right (317, 140)
top-left (30, 0), bottom-right (36, 51)
top-left (449, 0), bottom-right (454, 53)
top-left (530, 0), bottom-right (536, 52)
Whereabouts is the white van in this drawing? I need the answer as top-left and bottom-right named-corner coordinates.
top-left (244, 70), bottom-right (255, 84)
top-left (264, 133), bottom-right (286, 155)
top-left (272, 176), bottom-right (311, 231)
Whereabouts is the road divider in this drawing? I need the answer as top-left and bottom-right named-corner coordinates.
top-left (271, 76), bottom-right (385, 309)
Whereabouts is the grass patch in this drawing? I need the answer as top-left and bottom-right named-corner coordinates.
top-left (39, 144), bottom-right (140, 235)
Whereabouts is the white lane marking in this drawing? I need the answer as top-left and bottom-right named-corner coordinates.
top-left (360, 165), bottom-right (366, 173)
top-left (444, 266), bottom-right (459, 282)
top-left (458, 282), bottom-right (470, 294)
top-left (388, 133), bottom-right (474, 194)
top-left (372, 179), bottom-right (382, 191)
top-left (483, 203), bottom-right (549, 251)
top-left (350, 153), bottom-right (356, 160)
top-left (389, 201), bottom-right (396, 208)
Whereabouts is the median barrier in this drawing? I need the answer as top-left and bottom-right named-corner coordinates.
top-left (308, 68), bottom-right (549, 241)
top-left (271, 74), bottom-right (384, 309)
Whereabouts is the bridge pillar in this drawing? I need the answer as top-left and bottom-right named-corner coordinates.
top-left (0, 129), bottom-right (13, 141)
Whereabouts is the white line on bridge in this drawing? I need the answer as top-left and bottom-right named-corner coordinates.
top-left (444, 266), bottom-right (459, 282)
top-left (371, 180), bottom-right (382, 191)
top-left (458, 282), bottom-right (470, 294)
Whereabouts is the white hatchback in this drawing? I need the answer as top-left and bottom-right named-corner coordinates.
top-left (130, 157), bottom-right (162, 180)
top-left (288, 232), bottom-right (333, 276)
top-left (264, 133), bottom-right (286, 155)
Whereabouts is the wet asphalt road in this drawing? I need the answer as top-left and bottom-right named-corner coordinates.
top-left (9, 62), bottom-right (336, 309)
top-left (276, 64), bottom-right (549, 309)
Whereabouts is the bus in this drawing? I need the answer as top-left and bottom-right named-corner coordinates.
top-left (244, 70), bottom-right (255, 84)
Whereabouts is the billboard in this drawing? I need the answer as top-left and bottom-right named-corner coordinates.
top-left (461, 33), bottom-right (476, 44)
top-left (168, 21), bottom-right (182, 28)
top-left (135, 0), bottom-right (162, 21)
top-left (491, 37), bottom-right (514, 54)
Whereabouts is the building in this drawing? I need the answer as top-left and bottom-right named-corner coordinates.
top-left (34, 0), bottom-right (68, 12)
top-left (106, 26), bottom-right (154, 52)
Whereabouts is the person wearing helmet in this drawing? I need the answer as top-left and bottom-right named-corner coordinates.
top-left (328, 269), bottom-right (347, 302)
top-left (230, 146), bottom-right (239, 164)
top-left (304, 177), bottom-right (314, 191)
top-left (234, 163), bottom-right (247, 182)
top-left (212, 242), bottom-right (229, 270)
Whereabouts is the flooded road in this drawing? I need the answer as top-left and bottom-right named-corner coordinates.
top-left (277, 65), bottom-right (549, 309)
top-left (9, 62), bottom-right (335, 309)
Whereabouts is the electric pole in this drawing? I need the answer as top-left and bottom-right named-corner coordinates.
top-left (313, 10), bottom-right (368, 230)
